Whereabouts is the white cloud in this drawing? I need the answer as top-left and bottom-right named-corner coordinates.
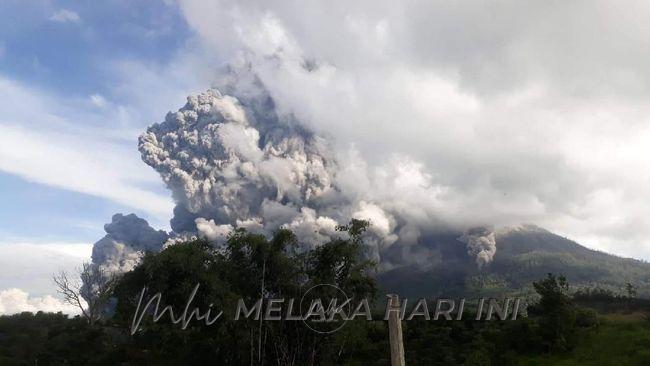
top-left (0, 123), bottom-right (173, 218)
top-left (0, 76), bottom-right (174, 220)
top-left (49, 9), bottom-right (80, 24)
top-left (0, 38), bottom-right (210, 230)
top-left (0, 288), bottom-right (79, 315)
top-left (175, 0), bottom-right (650, 259)
top-left (0, 242), bottom-right (91, 304)
top-left (90, 93), bottom-right (108, 108)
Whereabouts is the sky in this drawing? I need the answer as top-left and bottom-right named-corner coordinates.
top-left (2, 0), bottom-right (650, 313)
top-left (0, 0), bottom-right (202, 311)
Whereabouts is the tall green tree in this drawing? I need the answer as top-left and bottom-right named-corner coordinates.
top-left (110, 220), bottom-right (377, 365)
top-left (531, 273), bottom-right (577, 351)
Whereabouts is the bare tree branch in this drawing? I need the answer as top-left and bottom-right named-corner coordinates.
top-left (53, 263), bottom-right (118, 324)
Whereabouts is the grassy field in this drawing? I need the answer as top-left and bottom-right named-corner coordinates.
top-left (516, 313), bottom-right (650, 366)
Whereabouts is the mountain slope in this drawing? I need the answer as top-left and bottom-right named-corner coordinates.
top-left (377, 225), bottom-right (650, 299)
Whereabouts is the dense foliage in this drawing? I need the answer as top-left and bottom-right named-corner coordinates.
top-left (379, 227), bottom-right (650, 299)
top-left (1, 222), bottom-right (650, 365)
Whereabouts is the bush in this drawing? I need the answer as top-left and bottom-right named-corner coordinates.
top-left (575, 307), bottom-right (600, 328)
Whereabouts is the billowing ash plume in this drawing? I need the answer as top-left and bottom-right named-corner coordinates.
top-left (138, 88), bottom-right (343, 241)
top-left (88, 76), bottom-right (498, 278)
top-left (457, 228), bottom-right (497, 268)
top-left (91, 214), bottom-right (168, 274)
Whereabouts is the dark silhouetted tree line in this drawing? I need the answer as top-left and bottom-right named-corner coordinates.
top-left (1, 221), bottom-right (646, 365)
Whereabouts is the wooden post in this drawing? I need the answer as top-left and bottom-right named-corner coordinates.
top-left (387, 294), bottom-right (406, 366)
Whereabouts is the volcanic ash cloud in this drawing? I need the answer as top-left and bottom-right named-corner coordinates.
top-left (137, 88), bottom-right (397, 253)
top-left (457, 228), bottom-right (497, 268)
top-left (91, 213), bottom-right (169, 274)
top-left (87, 86), bottom-right (497, 278)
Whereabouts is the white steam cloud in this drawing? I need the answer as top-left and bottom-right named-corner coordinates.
top-left (170, 0), bottom-right (650, 261)
top-left (88, 0), bottom-right (650, 273)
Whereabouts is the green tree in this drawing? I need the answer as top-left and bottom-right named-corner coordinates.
top-left (531, 273), bottom-right (577, 352)
top-left (110, 220), bottom-right (377, 365)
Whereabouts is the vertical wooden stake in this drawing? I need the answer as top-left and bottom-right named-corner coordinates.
top-left (387, 294), bottom-right (406, 366)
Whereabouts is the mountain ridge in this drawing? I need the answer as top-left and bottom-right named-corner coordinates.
top-left (377, 224), bottom-right (650, 299)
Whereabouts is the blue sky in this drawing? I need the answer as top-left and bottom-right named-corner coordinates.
top-left (1, 0), bottom-right (190, 95)
top-left (0, 0), bottom-right (204, 242)
top-left (0, 1), bottom-right (213, 301)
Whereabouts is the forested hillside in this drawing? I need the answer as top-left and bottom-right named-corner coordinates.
top-left (379, 225), bottom-right (650, 299)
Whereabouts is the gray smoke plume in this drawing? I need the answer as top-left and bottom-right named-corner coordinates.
top-left (91, 213), bottom-right (168, 274)
top-left (88, 75), bottom-right (497, 277)
top-left (136, 84), bottom-right (400, 258)
top-left (138, 88), bottom-right (340, 235)
top-left (457, 228), bottom-right (497, 268)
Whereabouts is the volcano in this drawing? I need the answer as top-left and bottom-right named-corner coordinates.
top-left (377, 224), bottom-right (650, 299)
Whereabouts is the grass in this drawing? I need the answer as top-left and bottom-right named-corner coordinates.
top-left (516, 314), bottom-right (650, 366)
